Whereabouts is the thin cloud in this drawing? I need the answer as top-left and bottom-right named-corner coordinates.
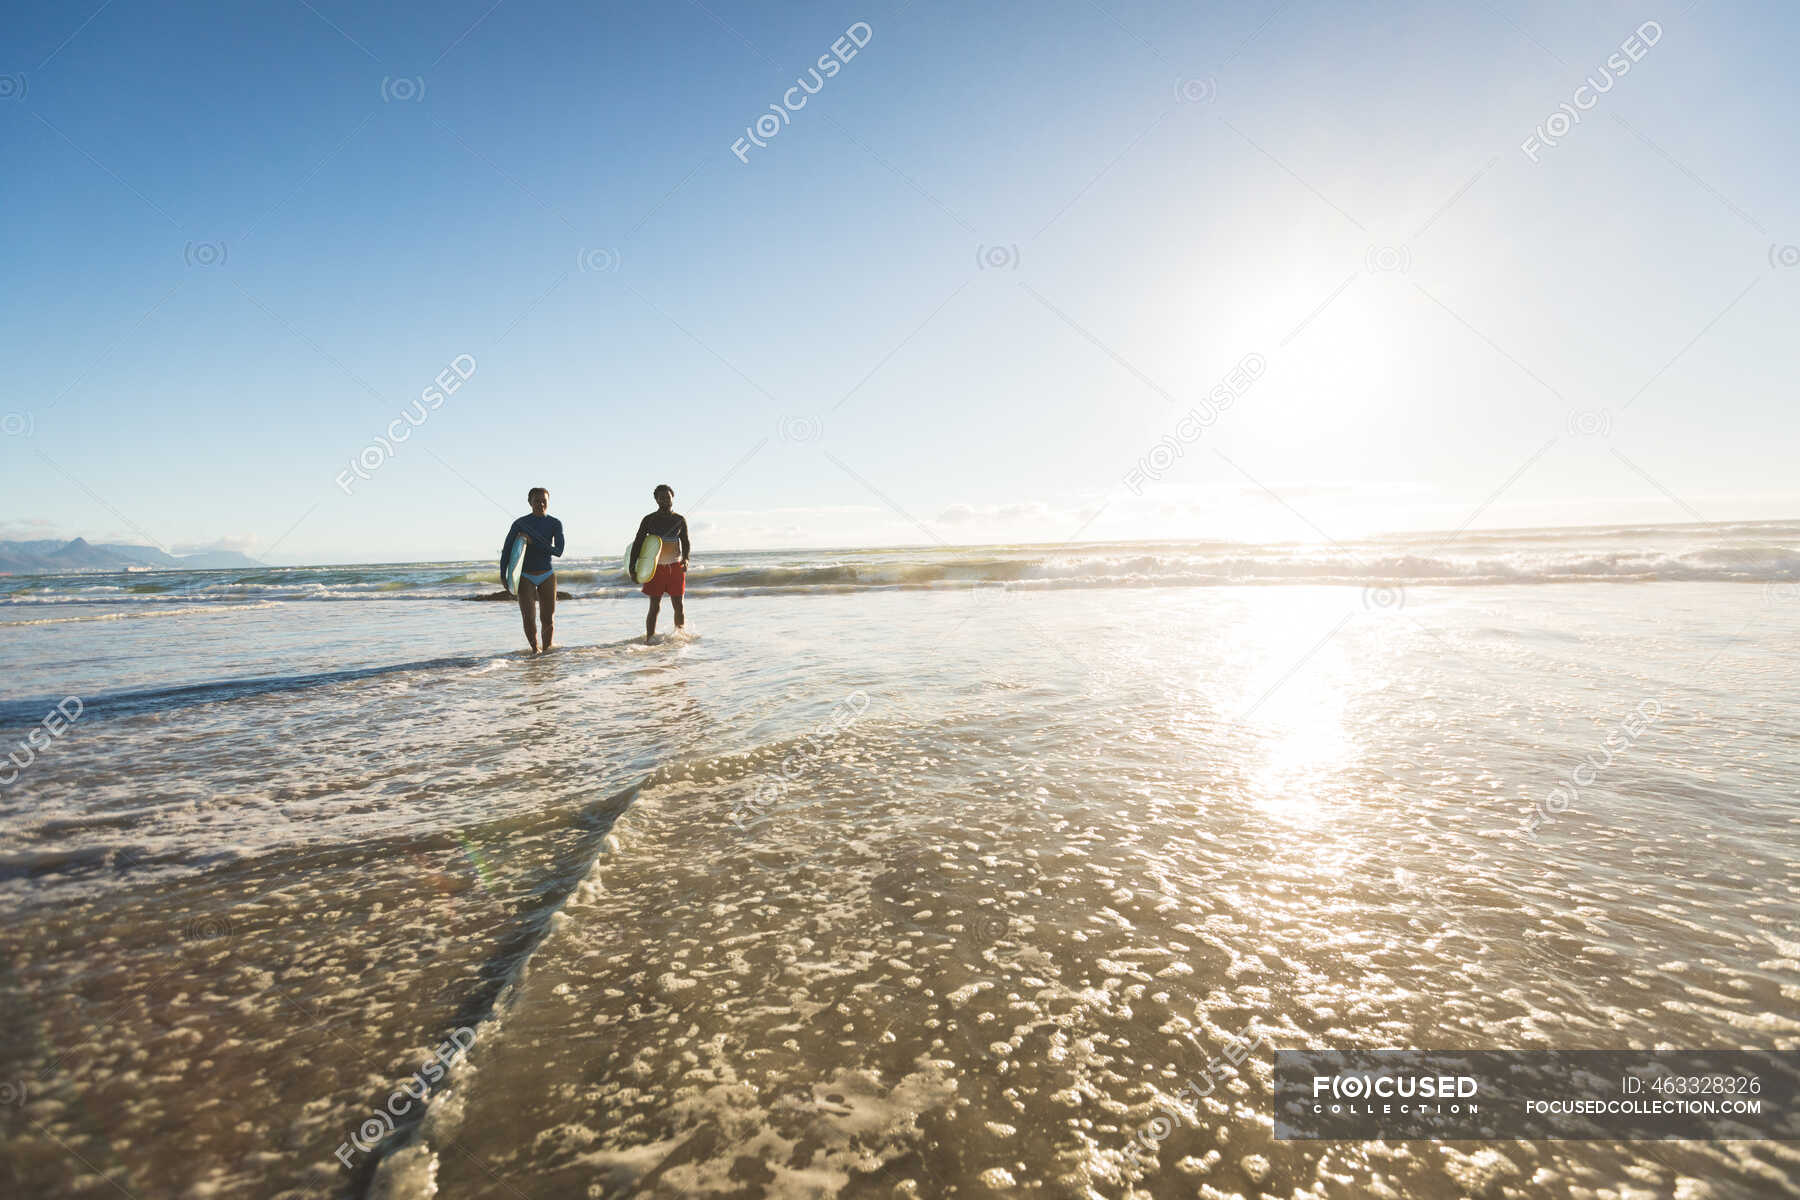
top-left (936, 501), bottom-right (1057, 524)
top-left (172, 534), bottom-right (261, 555)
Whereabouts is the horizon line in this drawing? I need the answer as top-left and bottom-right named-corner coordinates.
top-left (6, 514), bottom-right (1796, 574)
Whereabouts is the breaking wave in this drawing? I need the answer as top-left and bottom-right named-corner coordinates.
top-left (3, 521), bottom-right (1796, 606)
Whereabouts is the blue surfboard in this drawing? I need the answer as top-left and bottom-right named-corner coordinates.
top-left (504, 530), bottom-right (529, 594)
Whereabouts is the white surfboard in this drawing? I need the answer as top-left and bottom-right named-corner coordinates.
top-left (627, 534), bottom-right (663, 584)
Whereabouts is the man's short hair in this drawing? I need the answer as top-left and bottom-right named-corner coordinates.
top-left (528, 487), bottom-right (549, 504)
top-left (654, 484), bottom-right (674, 501)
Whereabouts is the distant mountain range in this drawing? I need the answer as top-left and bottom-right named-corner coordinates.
top-left (0, 538), bottom-right (263, 574)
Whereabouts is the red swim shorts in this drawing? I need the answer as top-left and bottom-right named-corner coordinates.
top-left (643, 560), bottom-right (686, 598)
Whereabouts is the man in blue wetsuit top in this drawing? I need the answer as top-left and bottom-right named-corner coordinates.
top-left (502, 486), bottom-right (565, 653)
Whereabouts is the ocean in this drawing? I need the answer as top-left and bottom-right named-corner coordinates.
top-left (2, 521), bottom-right (1798, 1199)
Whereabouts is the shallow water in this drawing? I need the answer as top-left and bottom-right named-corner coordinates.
top-left (2, 542), bottom-right (1798, 1197)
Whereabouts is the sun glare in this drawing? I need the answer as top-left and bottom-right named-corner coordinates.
top-left (1236, 592), bottom-right (1358, 822)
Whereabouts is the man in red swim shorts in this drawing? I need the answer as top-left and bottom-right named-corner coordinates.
top-left (631, 483), bottom-right (691, 643)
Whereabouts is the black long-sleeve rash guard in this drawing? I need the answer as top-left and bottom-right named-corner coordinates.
top-left (632, 510), bottom-right (690, 564)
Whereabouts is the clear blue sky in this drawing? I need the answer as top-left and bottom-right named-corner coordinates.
top-left (4, 0), bottom-right (1797, 563)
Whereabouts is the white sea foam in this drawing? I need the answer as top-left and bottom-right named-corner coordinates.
top-left (4, 569), bottom-right (1797, 1197)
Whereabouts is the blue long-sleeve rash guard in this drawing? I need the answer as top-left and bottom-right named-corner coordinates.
top-left (502, 514), bottom-right (565, 576)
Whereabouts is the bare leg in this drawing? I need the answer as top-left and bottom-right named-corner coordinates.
top-left (517, 580), bottom-right (540, 653)
top-left (538, 576), bottom-right (556, 650)
top-left (646, 595), bottom-right (660, 643)
top-left (670, 595), bottom-right (685, 630)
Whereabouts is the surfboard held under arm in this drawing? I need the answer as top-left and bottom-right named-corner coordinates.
top-left (504, 533), bottom-right (529, 594)
top-left (626, 534), bottom-right (663, 583)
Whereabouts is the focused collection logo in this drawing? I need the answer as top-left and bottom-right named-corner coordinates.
top-left (1310, 1071), bottom-right (1479, 1113)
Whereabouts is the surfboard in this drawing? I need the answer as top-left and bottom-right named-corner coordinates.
top-left (626, 534), bottom-right (663, 584)
top-left (504, 530), bottom-right (528, 594)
